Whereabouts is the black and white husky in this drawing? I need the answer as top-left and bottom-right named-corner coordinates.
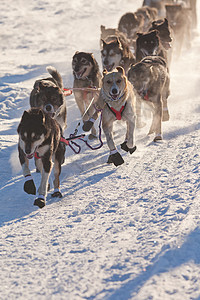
top-left (17, 108), bottom-right (65, 208)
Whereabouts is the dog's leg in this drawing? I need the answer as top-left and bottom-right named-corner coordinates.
top-left (136, 96), bottom-right (146, 128)
top-left (152, 96), bottom-right (163, 142)
top-left (34, 156), bottom-right (52, 208)
top-left (103, 121), bottom-right (124, 166)
top-left (51, 146), bottom-right (63, 198)
top-left (18, 145), bottom-right (36, 195)
top-left (162, 76), bottom-right (170, 122)
top-left (121, 117), bottom-right (137, 154)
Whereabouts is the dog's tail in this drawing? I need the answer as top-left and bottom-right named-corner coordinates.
top-left (46, 66), bottom-right (63, 89)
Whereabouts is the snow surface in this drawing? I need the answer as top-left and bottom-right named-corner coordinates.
top-left (1, 0), bottom-right (200, 299)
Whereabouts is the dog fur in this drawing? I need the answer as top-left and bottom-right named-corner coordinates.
top-left (142, 0), bottom-right (166, 17)
top-left (135, 6), bottom-right (158, 32)
top-left (17, 108), bottom-right (65, 208)
top-left (149, 18), bottom-right (173, 66)
top-left (72, 51), bottom-right (102, 139)
top-left (30, 66), bottom-right (67, 132)
top-left (118, 12), bottom-right (144, 41)
top-left (165, 3), bottom-right (192, 58)
top-left (82, 67), bottom-right (136, 166)
top-left (128, 56), bottom-right (170, 141)
top-left (136, 30), bottom-right (167, 63)
top-left (101, 36), bottom-right (135, 74)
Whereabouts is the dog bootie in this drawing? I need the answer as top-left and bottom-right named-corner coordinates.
top-left (121, 141), bottom-right (137, 154)
top-left (82, 118), bottom-right (95, 132)
top-left (24, 175), bottom-right (36, 195)
top-left (34, 196), bottom-right (45, 208)
top-left (107, 151), bottom-right (124, 166)
top-left (51, 190), bottom-right (62, 198)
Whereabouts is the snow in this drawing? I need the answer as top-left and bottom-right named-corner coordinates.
top-left (0, 0), bottom-right (200, 299)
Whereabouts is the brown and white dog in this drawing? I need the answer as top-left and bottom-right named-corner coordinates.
top-left (72, 51), bottom-right (102, 139)
top-left (17, 108), bottom-right (65, 208)
top-left (82, 67), bottom-right (136, 166)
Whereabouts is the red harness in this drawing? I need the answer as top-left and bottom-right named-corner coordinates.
top-left (106, 102), bottom-right (127, 120)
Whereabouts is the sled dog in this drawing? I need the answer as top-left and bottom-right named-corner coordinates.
top-left (83, 67), bottom-right (137, 166)
top-left (72, 51), bottom-right (102, 139)
top-left (17, 108), bottom-right (65, 208)
top-left (128, 56), bottom-right (170, 141)
top-left (30, 66), bottom-right (67, 131)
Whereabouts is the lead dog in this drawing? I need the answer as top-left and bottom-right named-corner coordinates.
top-left (17, 108), bottom-right (65, 208)
top-left (82, 67), bottom-right (136, 166)
top-left (128, 56), bottom-right (170, 141)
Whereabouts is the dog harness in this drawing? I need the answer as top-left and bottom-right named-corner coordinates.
top-left (106, 102), bottom-right (127, 120)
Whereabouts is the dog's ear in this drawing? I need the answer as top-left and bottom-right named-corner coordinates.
top-left (151, 21), bottom-right (156, 28)
top-left (164, 18), bottom-right (168, 26)
top-left (116, 66), bottom-right (125, 75)
top-left (137, 33), bottom-right (143, 38)
top-left (116, 38), bottom-right (123, 51)
top-left (101, 39), bottom-right (107, 47)
top-left (21, 110), bottom-right (30, 122)
top-left (100, 25), bottom-right (105, 33)
top-left (75, 51), bottom-right (79, 55)
top-left (103, 68), bottom-right (108, 76)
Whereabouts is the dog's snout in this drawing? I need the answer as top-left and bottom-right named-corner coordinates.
top-left (25, 144), bottom-right (32, 154)
top-left (111, 88), bottom-right (118, 95)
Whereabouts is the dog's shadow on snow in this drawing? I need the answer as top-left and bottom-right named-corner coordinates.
top-left (100, 227), bottom-right (200, 300)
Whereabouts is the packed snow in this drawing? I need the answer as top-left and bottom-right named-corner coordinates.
top-left (1, 0), bottom-right (200, 299)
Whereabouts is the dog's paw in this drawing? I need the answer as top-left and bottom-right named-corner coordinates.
top-left (82, 120), bottom-right (94, 132)
top-left (24, 179), bottom-right (36, 195)
top-left (154, 135), bottom-right (162, 142)
top-left (34, 198), bottom-right (45, 208)
top-left (107, 152), bottom-right (124, 166)
top-left (121, 142), bottom-right (136, 154)
top-left (51, 191), bottom-right (62, 198)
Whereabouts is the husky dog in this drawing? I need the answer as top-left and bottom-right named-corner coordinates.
top-left (135, 6), bottom-right (158, 32)
top-left (165, 4), bottom-right (192, 57)
top-left (149, 18), bottom-right (173, 66)
top-left (17, 108), bottom-right (65, 208)
top-left (30, 66), bottom-right (67, 131)
top-left (101, 37), bottom-right (135, 74)
top-left (100, 25), bottom-right (119, 45)
top-left (136, 30), bottom-right (167, 63)
top-left (128, 56), bottom-right (170, 141)
top-left (82, 67), bottom-right (136, 166)
top-left (72, 51), bottom-right (102, 139)
top-left (118, 12), bottom-right (144, 41)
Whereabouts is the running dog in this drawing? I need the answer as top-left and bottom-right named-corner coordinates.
top-left (128, 56), bottom-right (170, 142)
top-left (149, 18), bottom-right (173, 66)
top-left (136, 30), bottom-right (167, 63)
top-left (30, 66), bottom-right (67, 131)
top-left (72, 51), bottom-right (102, 139)
top-left (82, 67), bottom-right (137, 166)
top-left (165, 4), bottom-right (192, 57)
top-left (118, 12), bottom-right (144, 41)
top-left (101, 36), bottom-right (135, 74)
top-left (17, 108), bottom-right (65, 208)
top-left (135, 6), bottom-right (158, 32)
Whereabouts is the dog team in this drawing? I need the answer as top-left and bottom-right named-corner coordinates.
top-left (17, 0), bottom-right (197, 208)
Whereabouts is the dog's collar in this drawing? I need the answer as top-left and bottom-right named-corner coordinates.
top-left (106, 102), bottom-right (127, 120)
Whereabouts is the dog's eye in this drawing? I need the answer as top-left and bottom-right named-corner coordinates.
top-left (81, 58), bottom-right (87, 64)
top-left (73, 58), bottom-right (78, 63)
top-left (116, 79), bottom-right (121, 84)
top-left (144, 41), bottom-right (147, 45)
top-left (151, 41), bottom-right (155, 44)
top-left (106, 80), bottom-right (112, 84)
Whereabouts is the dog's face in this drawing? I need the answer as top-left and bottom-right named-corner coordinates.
top-left (151, 18), bottom-right (172, 49)
top-left (136, 30), bottom-right (160, 56)
top-left (128, 62), bottom-right (151, 93)
top-left (165, 4), bottom-right (182, 25)
top-left (72, 52), bottom-right (94, 80)
top-left (101, 39), bottom-right (122, 72)
top-left (17, 109), bottom-right (47, 159)
top-left (32, 81), bottom-right (64, 116)
top-left (118, 13), bottom-right (144, 39)
top-left (102, 67), bottom-right (127, 101)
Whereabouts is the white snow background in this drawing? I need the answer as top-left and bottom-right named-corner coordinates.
top-left (1, 0), bottom-right (200, 299)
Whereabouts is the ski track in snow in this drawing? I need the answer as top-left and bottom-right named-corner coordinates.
top-left (1, 0), bottom-right (200, 299)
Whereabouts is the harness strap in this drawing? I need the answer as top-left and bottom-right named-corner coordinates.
top-left (106, 102), bottom-right (127, 120)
